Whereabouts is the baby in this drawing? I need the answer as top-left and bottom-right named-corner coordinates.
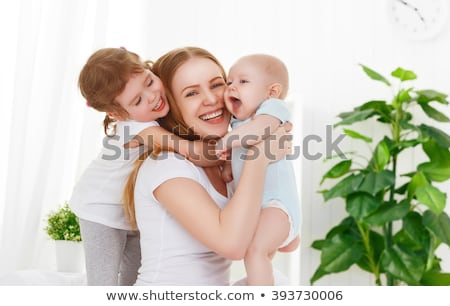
top-left (217, 54), bottom-right (301, 285)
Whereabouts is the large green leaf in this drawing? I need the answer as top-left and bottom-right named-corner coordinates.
top-left (382, 245), bottom-right (425, 285)
top-left (398, 140), bottom-right (421, 151)
top-left (394, 229), bottom-right (423, 252)
top-left (394, 212), bottom-right (430, 251)
top-left (419, 140), bottom-right (450, 182)
top-left (360, 64), bottom-right (391, 86)
top-left (355, 100), bottom-right (392, 112)
top-left (355, 100), bottom-right (393, 122)
top-left (320, 232), bottom-right (364, 273)
top-left (391, 67), bottom-right (417, 81)
top-left (369, 140), bottom-right (390, 172)
top-left (421, 271), bottom-right (450, 286)
top-left (364, 200), bottom-right (410, 226)
top-left (335, 109), bottom-right (376, 127)
top-left (310, 266), bottom-right (328, 285)
top-left (419, 103), bottom-right (450, 122)
top-left (322, 173), bottom-right (364, 201)
top-left (422, 140), bottom-right (450, 166)
top-left (358, 170), bottom-right (395, 196)
top-left (416, 89), bottom-right (449, 104)
top-left (324, 217), bottom-right (357, 239)
top-left (343, 129), bottom-right (372, 143)
top-left (320, 160), bottom-right (352, 185)
top-left (415, 185), bottom-right (446, 215)
top-left (357, 230), bottom-right (385, 273)
top-left (346, 192), bottom-right (380, 220)
top-left (311, 239), bottom-right (325, 250)
top-left (418, 162), bottom-right (450, 182)
top-left (419, 124), bottom-right (450, 148)
top-left (407, 171), bottom-right (429, 200)
top-left (423, 210), bottom-right (450, 247)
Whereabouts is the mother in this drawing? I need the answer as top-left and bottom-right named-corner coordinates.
top-left (124, 47), bottom-right (293, 285)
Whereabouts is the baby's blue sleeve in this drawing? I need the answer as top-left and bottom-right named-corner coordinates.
top-left (255, 98), bottom-right (291, 124)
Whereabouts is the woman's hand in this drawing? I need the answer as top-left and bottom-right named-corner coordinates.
top-left (249, 123), bottom-right (293, 165)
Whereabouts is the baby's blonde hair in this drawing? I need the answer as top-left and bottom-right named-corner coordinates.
top-left (237, 54), bottom-right (289, 99)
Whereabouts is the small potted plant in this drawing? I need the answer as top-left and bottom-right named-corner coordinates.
top-left (45, 202), bottom-right (84, 272)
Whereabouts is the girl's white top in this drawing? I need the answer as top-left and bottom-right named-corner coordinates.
top-left (69, 120), bottom-right (158, 230)
top-left (134, 152), bottom-right (231, 285)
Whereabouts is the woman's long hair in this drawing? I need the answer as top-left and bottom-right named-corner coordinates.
top-left (123, 47), bottom-right (227, 229)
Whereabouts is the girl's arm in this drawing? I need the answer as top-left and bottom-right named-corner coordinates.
top-left (127, 125), bottom-right (220, 167)
top-left (154, 125), bottom-right (291, 260)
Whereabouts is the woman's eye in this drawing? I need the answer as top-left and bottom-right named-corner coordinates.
top-left (135, 97), bottom-right (142, 105)
top-left (212, 82), bottom-right (225, 89)
top-left (226, 81), bottom-right (232, 86)
top-left (185, 91), bottom-right (197, 98)
top-left (147, 79), bottom-right (153, 87)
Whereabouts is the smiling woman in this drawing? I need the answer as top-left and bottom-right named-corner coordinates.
top-left (123, 46), bottom-right (294, 285)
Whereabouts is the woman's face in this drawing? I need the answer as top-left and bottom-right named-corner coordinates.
top-left (171, 57), bottom-right (231, 138)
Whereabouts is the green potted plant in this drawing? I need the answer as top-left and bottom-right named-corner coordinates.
top-left (311, 65), bottom-right (450, 285)
top-left (45, 202), bottom-right (83, 272)
top-left (45, 202), bottom-right (81, 242)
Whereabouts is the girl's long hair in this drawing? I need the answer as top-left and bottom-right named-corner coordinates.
top-left (122, 47), bottom-right (227, 229)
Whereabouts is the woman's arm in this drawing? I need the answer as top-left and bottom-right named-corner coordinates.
top-left (154, 125), bottom-right (291, 260)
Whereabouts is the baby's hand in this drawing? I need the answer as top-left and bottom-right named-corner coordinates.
top-left (215, 138), bottom-right (229, 160)
top-left (216, 150), bottom-right (230, 161)
top-left (221, 160), bottom-right (233, 183)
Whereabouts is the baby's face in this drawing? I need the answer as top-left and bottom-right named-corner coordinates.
top-left (225, 59), bottom-right (271, 120)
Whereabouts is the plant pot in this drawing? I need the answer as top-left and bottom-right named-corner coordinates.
top-left (54, 240), bottom-right (84, 273)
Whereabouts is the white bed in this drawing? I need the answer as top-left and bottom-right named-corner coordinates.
top-left (0, 270), bottom-right (86, 285)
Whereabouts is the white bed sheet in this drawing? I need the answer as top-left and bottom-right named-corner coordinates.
top-left (0, 270), bottom-right (86, 285)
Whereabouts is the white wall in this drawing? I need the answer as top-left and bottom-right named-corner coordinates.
top-left (295, 0), bottom-right (450, 285)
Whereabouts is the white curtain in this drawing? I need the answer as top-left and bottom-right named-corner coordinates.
top-left (0, 0), bottom-right (300, 283)
top-left (0, 0), bottom-right (106, 271)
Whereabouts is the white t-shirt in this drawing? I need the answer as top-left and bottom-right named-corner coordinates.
top-left (69, 120), bottom-right (158, 230)
top-left (134, 152), bottom-right (231, 285)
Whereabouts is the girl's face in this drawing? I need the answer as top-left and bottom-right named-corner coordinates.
top-left (115, 69), bottom-right (169, 122)
top-left (171, 57), bottom-right (230, 138)
top-left (225, 59), bottom-right (271, 120)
